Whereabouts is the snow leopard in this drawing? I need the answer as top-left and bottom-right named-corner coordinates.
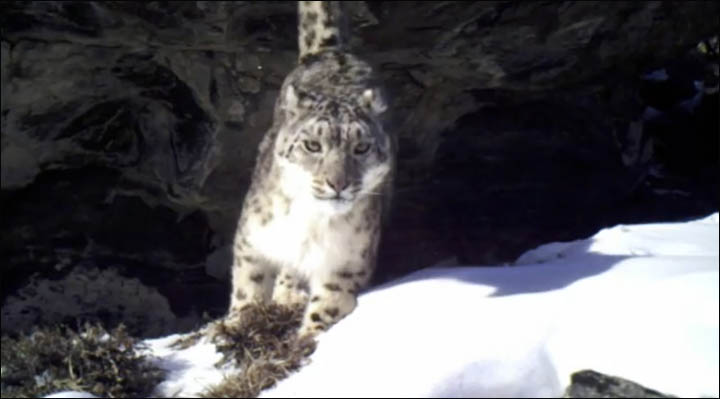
top-left (227, 0), bottom-right (394, 337)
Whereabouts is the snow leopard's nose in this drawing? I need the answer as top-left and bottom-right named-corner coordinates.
top-left (326, 178), bottom-right (349, 194)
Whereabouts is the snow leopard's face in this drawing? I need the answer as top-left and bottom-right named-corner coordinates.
top-left (275, 85), bottom-right (391, 213)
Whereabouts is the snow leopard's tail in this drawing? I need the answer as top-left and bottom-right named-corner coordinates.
top-left (297, 1), bottom-right (348, 62)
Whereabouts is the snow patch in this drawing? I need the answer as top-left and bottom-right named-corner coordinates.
top-left (42, 213), bottom-right (720, 398)
top-left (143, 334), bottom-right (228, 397)
top-left (642, 68), bottom-right (669, 81)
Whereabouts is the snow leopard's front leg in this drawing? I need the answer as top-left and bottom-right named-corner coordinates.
top-left (298, 268), bottom-right (370, 337)
top-left (272, 269), bottom-right (308, 308)
top-left (204, 246), bottom-right (276, 341)
top-left (228, 249), bottom-right (275, 316)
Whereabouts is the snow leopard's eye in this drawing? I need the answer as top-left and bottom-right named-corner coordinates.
top-left (354, 142), bottom-right (371, 155)
top-left (304, 140), bottom-right (322, 153)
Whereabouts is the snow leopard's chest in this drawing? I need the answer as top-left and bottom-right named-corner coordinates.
top-left (244, 194), bottom-right (370, 278)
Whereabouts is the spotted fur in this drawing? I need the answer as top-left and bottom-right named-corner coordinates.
top-left (297, 1), bottom-right (347, 63)
top-left (228, 1), bottom-right (394, 337)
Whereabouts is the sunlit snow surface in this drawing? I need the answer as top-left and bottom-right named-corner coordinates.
top-left (47, 213), bottom-right (719, 398)
top-left (261, 214), bottom-right (718, 398)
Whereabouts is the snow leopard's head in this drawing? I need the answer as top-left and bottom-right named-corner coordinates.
top-left (274, 83), bottom-right (391, 213)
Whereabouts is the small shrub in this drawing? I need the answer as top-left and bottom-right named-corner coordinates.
top-left (201, 304), bottom-right (317, 398)
top-left (0, 322), bottom-right (164, 398)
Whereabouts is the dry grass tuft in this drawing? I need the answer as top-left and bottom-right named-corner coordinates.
top-left (201, 303), bottom-right (317, 398)
top-left (0, 322), bottom-right (164, 398)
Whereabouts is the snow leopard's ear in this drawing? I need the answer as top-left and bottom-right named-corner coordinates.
top-left (281, 84), bottom-right (305, 121)
top-left (361, 88), bottom-right (387, 115)
top-left (283, 84), bottom-right (300, 111)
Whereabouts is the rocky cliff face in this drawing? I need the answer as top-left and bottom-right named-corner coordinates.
top-left (1, 1), bottom-right (718, 336)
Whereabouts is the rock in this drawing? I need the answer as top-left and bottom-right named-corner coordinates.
top-left (565, 370), bottom-right (674, 398)
top-left (0, 264), bottom-right (199, 338)
top-left (1, 1), bottom-right (718, 335)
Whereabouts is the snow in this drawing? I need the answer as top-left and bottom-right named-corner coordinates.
top-left (44, 392), bottom-right (98, 399)
top-left (642, 68), bottom-right (669, 81)
top-left (642, 105), bottom-right (663, 121)
top-left (141, 334), bottom-right (228, 398)
top-left (45, 213), bottom-right (719, 398)
top-left (263, 213), bottom-right (719, 398)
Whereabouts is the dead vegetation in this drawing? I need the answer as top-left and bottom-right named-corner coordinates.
top-left (200, 303), bottom-right (317, 398)
top-left (0, 322), bottom-right (164, 398)
top-left (0, 305), bottom-right (316, 398)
